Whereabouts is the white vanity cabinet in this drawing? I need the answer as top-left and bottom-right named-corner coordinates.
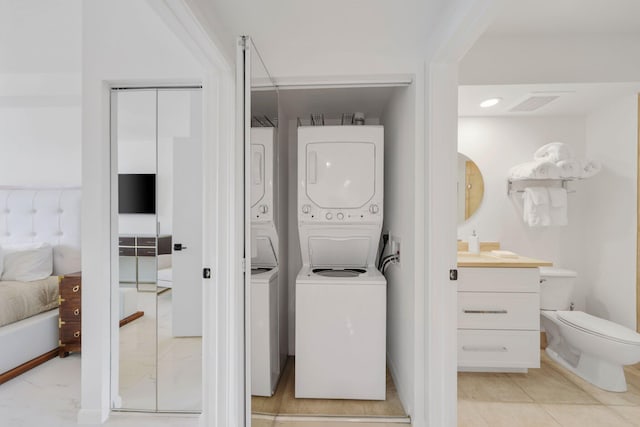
top-left (457, 267), bottom-right (540, 372)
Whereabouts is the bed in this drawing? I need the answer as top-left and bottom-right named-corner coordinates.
top-left (0, 188), bottom-right (82, 383)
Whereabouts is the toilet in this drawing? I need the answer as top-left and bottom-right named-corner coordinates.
top-left (539, 266), bottom-right (640, 392)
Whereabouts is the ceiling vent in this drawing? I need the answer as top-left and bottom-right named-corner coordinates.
top-left (509, 95), bottom-right (560, 112)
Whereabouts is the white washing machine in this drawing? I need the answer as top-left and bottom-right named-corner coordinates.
top-left (250, 127), bottom-right (283, 396)
top-left (251, 223), bottom-right (280, 396)
top-left (295, 126), bottom-right (386, 400)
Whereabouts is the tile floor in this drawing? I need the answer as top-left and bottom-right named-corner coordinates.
top-left (458, 350), bottom-right (640, 427)
top-left (252, 357), bottom-right (407, 418)
top-left (119, 288), bottom-right (202, 412)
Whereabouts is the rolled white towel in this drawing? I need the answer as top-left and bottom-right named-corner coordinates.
top-left (581, 159), bottom-right (602, 178)
top-left (509, 160), bottom-right (562, 180)
top-left (556, 159), bottom-right (583, 179)
top-left (534, 142), bottom-right (573, 163)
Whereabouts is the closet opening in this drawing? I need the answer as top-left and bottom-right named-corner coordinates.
top-left (248, 80), bottom-right (418, 424)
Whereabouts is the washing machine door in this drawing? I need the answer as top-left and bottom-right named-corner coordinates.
top-left (305, 141), bottom-right (376, 209)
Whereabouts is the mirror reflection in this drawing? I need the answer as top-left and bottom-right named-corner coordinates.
top-left (457, 153), bottom-right (484, 224)
top-left (113, 87), bottom-right (203, 412)
top-left (248, 40), bottom-right (289, 408)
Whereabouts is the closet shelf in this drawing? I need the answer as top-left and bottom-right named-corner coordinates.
top-left (507, 178), bottom-right (580, 196)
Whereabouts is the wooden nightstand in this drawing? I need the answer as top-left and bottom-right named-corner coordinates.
top-left (58, 272), bottom-right (81, 358)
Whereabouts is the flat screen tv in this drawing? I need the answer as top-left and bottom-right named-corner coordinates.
top-left (118, 173), bottom-right (156, 214)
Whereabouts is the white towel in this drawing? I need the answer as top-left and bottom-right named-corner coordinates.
top-left (548, 187), bottom-right (568, 226)
top-left (534, 142), bottom-right (573, 163)
top-left (509, 160), bottom-right (562, 180)
top-left (556, 159), bottom-right (582, 179)
top-left (523, 187), bottom-right (550, 227)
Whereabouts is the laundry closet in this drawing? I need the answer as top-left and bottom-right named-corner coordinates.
top-left (249, 75), bottom-right (420, 421)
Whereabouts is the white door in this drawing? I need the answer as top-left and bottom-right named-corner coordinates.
top-left (306, 141), bottom-right (376, 208)
top-left (171, 90), bottom-right (203, 337)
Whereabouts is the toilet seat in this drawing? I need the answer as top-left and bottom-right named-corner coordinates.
top-left (556, 311), bottom-right (640, 346)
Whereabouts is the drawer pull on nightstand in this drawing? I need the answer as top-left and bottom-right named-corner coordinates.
top-left (74, 308), bottom-right (80, 316)
top-left (59, 318), bottom-right (65, 328)
top-left (73, 331), bottom-right (80, 338)
top-left (58, 296), bottom-right (65, 304)
top-left (462, 345), bottom-right (508, 353)
top-left (72, 285), bottom-right (80, 293)
top-left (463, 309), bottom-right (508, 314)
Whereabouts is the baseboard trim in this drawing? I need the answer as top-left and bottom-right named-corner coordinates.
top-left (387, 354), bottom-right (411, 417)
top-left (119, 311), bottom-right (144, 327)
top-left (0, 348), bottom-right (59, 385)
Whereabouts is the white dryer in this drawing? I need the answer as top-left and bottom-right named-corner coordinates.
top-left (250, 127), bottom-right (283, 396)
top-left (295, 126), bottom-right (386, 400)
top-left (251, 127), bottom-right (275, 223)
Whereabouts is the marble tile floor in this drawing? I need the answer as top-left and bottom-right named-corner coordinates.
top-left (119, 289), bottom-right (202, 412)
top-left (458, 350), bottom-right (640, 427)
top-left (0, 353), bottom-right (201, 427)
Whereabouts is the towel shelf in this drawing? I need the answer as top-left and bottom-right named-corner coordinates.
top-left (507, 178), bottom-right (578, 196)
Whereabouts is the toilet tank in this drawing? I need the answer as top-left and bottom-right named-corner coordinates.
top-left (539, 267), bottom-right (577, 310)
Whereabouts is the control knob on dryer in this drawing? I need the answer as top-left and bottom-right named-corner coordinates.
top-left (259, 205), bottom-right (268, 214)
top-left (369, 204), bottom-right (380, 214)
top-left (337, 212), bottom-right (344, 220)
top-left (325, 212), bottom-right (333, 220)
top-left (302, 204), bottom-right (311, 214)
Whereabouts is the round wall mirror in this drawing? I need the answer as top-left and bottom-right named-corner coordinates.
top-left (457, 153), bottom-right (484, 224)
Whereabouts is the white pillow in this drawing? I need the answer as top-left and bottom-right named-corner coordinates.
top-left (1, 242), bottom-right (53, 282)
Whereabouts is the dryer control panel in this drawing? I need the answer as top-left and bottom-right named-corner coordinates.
top-left (299, 203), bottom-right (382, 224)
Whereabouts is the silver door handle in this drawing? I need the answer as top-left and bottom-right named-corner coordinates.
top-left (462, 345), bottom-right (508, 352)
top-left (463, 309), bottom-right (508, 314)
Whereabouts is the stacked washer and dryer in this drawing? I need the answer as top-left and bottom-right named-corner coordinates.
top-left (295, 125), bottom-right (387, 400)
top-left (250, 128), bottom-right (286, 397)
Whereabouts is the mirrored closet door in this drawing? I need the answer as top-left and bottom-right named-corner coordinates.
top-left (111, 87), bottom-right (203, 413)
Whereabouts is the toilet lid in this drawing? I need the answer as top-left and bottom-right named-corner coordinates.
top-left (557, 311), bottom-right (640, 345)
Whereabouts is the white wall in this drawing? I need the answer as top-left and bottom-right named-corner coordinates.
top-left (0, 0), bottom-right (82, 187)
top-left (582, 95), bottom-right (638, 329)
top-left (458, 116), bottom-right (589, 309)
top-left (460, 34), bottom-right (640, 85)
top-left (380, 85), bottom-right (416, 415)
top-left (82, 0), bottom-right (203, 422)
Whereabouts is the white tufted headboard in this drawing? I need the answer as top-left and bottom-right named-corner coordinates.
top-left (0, 188), bottom-right (81, 275)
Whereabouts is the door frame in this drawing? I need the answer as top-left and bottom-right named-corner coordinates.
top-left (422, 1), bottom-right (499, 426)
top-left (80, 1), bottom-right (242, 425)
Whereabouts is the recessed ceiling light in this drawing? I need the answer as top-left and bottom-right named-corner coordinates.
top-left (480, 98), bottom-right (501, 108)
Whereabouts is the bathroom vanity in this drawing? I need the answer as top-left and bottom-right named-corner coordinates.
top-left (457, 251), bottom-right (552, 372)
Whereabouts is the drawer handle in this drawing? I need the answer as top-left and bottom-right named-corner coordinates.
top-left (72, 285), bottom-right (80, 293)
top-left (59, 318), bottom-right (65, 328)
top-left (462, 345), bottom-right (508, 353)
top-left (463, 309), bottom-right (508, 314)
top-left (74, 331), bottom-right (80, 338)
top-left (74, 308), bottom-right (80, 316)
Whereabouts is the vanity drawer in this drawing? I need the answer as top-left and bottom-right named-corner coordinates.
top-left (458, 267), bottom-right (539, 293)
top-left (458, 292), bottom-right (539, 330)
top-left (458, 330), bottom-right (540, 369)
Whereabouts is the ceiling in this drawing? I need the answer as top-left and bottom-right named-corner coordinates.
top-left (460, 1), bottom-right (640, 117)
top-left (192, 0), bottom-right (448, 77)
top-left (459, 82), bottom-right (640, 117)
top-left (485, 0), bottom-right (640, 36)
